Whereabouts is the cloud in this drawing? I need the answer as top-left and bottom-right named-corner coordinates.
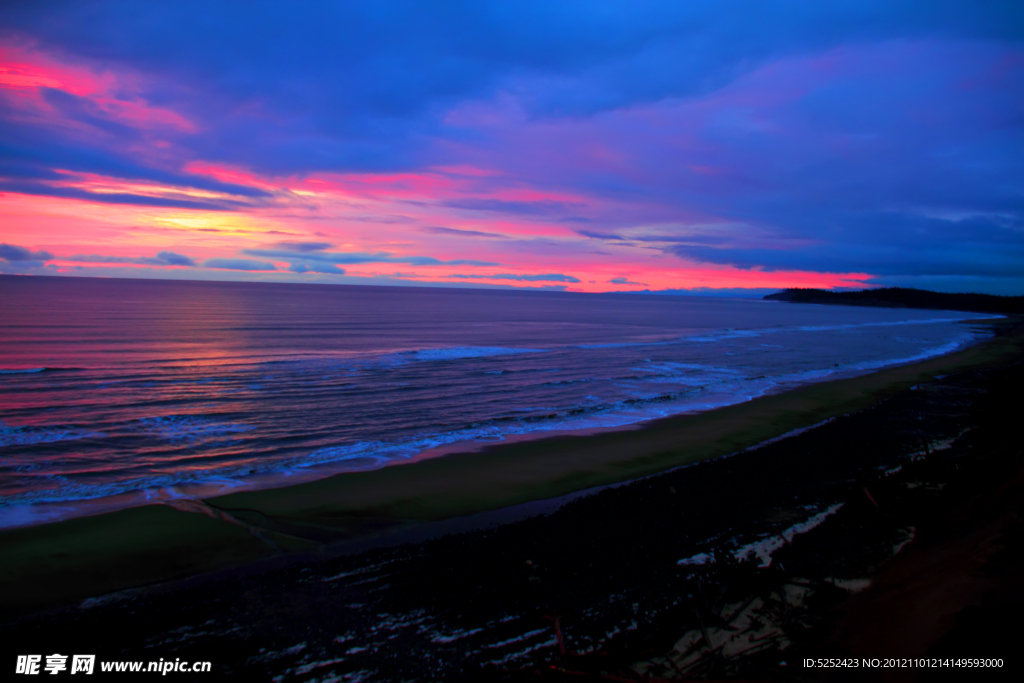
top-left (665, 213), bottom-right (1024, 277)
top-left (0, 243), bottom-right (54, 262)
top-left (272, 241), bottom-right (334, 252)
top-left (203, 258), bottom-right (277, 271)
top-left (442, 198), bottom-right (582, 216)
top-left (155, 251), bottom-right (196, 266)
top-left (8, 2), bottom-right (1021, 143)
top-left (1, 3), bottom-right (1023, 293)
top-left (447, 272), bottom-right (580, 283)
top-left (463, 40), bottom-right (1024, 289)
top-left (5, 0), bottom-right (1011, 191)
top-left (422, 226), bottom-right (506, 238)
top-left (0, 178), bottom-right (259, 211)
top-left (64, 251), bottom-right (196, 267)
top-left (577, 230), bottom-right (628, 241)
top-left (242, 248), bottom-right (498, 267)
top-left (579, 229), bottom-right (734, 245)
top-left (609, 276), bottom-right (646, 286)
top-left (0, 108), bottom-right (274, 210)
top-left (288, 262), bottom-right (345, 274)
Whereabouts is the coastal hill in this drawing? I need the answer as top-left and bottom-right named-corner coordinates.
top-left (764, 287), bottom-right (1024, 314)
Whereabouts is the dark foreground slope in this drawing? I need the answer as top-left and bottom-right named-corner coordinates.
top-left (765, 287), bottom-right (1024, 314)
top-left (1, 325), bottom-right (1021, 681)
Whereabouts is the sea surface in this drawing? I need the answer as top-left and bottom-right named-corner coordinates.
top-left (0, 276), bottom-right (997, 527)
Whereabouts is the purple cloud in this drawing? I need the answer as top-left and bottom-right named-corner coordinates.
top-left (66, 251), bottom-right (196, 267)
top-left (203, 258), bottom-right (277, 271)
top-left (0, 243), bottom-right (53, 262)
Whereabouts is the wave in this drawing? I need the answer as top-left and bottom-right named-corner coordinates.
top-left (263, 333), bottom-right (982, 478)
top-left (252, 346), bottom-right (547, 376)
top-left (0, 382), bottom-right (757, 508)
top-left (773, 334), bottom-right (975, 384)
top-left (687, 315), bottom-right (1000, 343)
top-left (0, 421), bottom-right (103, 448)
top-left (542, 363), bottom-right (739, 389)
top-left (574, 314), bottom-right (998, 352)
top-left (575, 341), bottom-right (670, 349)
top-left (134, 415), bottom-right (255, 444)
top-left (399, 346), bottom-right (545, 362)
top-left (685, 329), bottom-right (763, 342)
top-left (248, 317), bottom-right (992, 379)
top-left (792, 315), bottom-right (1001, 332)
top-left (846, 335), bottom-right (973, 371)
top-left (0, 367), bottom-right (83, 375)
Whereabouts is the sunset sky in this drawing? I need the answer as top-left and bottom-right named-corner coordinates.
top-left (1, 1), bottom-right (1022, 295)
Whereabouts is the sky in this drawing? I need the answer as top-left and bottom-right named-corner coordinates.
top-left (1, 1), bottom-right (1022, 295)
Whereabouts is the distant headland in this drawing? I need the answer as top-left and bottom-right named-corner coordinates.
top-left (764, 287), bottom-right (1024, 314)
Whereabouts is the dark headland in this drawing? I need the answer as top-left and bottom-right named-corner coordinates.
top-left (765, 286), bottom-right (1024, 315)
top-left (2, 315), bottom-right (1022, 681)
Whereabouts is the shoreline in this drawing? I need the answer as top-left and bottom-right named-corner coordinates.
top-left (204, 317), bottom-right (1011, 527)
top-left (0, 314), bottom-right (1000, 531)
top-left (2, 317), bottom-right (1020, 680)
top-left (0, 316), bottom-right (1020, 616)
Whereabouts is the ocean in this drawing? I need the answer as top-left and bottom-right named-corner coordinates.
top-left (0, 276), bottom-right (996, 527)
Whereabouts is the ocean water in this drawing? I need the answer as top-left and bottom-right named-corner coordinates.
top-left (0, 276), bottom-right (996, 527)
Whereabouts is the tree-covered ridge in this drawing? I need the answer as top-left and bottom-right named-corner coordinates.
top-left (764, 287), bottom-right (1024, 314)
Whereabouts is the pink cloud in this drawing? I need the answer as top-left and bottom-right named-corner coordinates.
top-left (0, 43), bottom-right (195, 133)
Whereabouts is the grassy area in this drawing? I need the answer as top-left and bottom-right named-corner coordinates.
top-left (0, 505), bottom-right (273, 616)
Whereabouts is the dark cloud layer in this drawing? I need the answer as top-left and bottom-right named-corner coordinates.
top-left (4, 1), bottom-right (1020, 176)
top-left (663, 213), bottom-right (1024, 277)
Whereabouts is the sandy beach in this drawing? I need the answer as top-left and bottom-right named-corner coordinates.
top-left (1, 317), bottom-right (1021, 680)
